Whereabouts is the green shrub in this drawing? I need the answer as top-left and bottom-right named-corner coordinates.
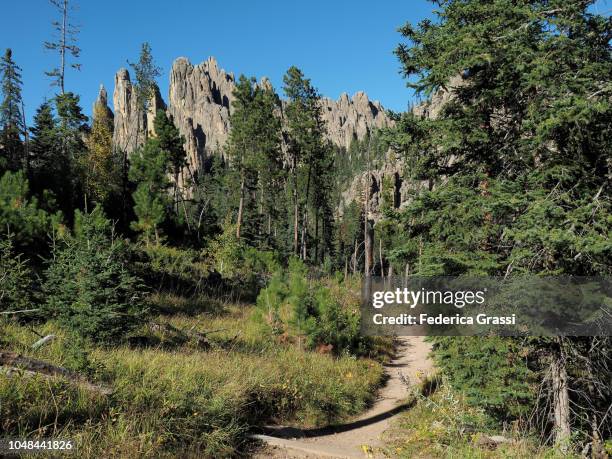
top-left (0, 170), bottom-right (60, 250)
top-left (131, 243), bottom-right (210, 296)
top-left (0, 232), bottom-right (34, 312)
top-left (43, 206), bottom-right (147, 343)
top-left (256, 258), bottom-right (364, 355)
top-left (431, 336), bottom-right (536, 422)
top-left (205, 220), bottom-right (281, 295)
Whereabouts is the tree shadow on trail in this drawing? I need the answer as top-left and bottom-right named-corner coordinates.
top-left (257, 399), bottom-right (417, 439)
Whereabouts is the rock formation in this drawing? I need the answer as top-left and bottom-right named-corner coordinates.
top-left (108, 56), bottom-right (393, 172)
top-left (320, 91), bottom-right (391, 151)
top-left (112, 68), bottom-right (166, 154)
top-left (338, 77), bottom-right (462, 220)
top-left (93, 85), bottom-right (114, 123)
top-left (166, 57), bottom-right (235, 169)
top-left (338, 150), bottom-right (430, 224)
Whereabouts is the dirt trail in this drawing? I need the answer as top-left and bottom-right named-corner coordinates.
top-left (252, 336), bottom-right (433, 458)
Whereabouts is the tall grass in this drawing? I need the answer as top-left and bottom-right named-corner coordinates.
top-left (0, 302), bottom-right (384, 458)
top-left (381, 377), bottom-right (578, 459)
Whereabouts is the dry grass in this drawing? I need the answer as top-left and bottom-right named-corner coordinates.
top-left (381, 376), bottom-right (578, 459)
top-left (0, 300), bottom-right (384, 458)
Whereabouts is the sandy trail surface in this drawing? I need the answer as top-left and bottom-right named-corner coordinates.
top-left (253, 336), bottom-right (433, 458)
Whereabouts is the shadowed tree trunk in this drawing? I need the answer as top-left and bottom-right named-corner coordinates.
top-left (551, 339), bottom-right (571, 451)
top-left (236, 175), bottom-right (245, 239)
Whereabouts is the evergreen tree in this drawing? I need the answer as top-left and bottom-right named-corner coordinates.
top-left (54, 92), bottom-right (88, 216)
top-left (44, 206), bottom-right (146, 343)
top-left (84, 90), bottom-right (118, 205)
top-left (44, 0), bottom-right (81, 93)
top-left (28, 101), bottom-right (61, 206)
top-left (129, 42), bottom-right (161, 144)
top-left (391, 0), bottom-right (611, 445)
top-left (226, 76), bottom-right (283, 245)
top-left (283, 67), bottom-right (334, 261)
top-left (0, 170), bottom-right (58, 252)
top-left (0, 49), bottom-right (25, 171)
top-left (153, 109), bottom-right (186, 216)
top-left (129, 132), bottom-right (170, 245)
top-left (0, 232), bottom-right (34, 312)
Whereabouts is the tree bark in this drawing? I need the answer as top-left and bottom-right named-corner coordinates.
top-left (0, 351), bottom-right (112, 395)
top-left (364, 139), bottom-right (373, 276)
top-left (551, 341), bottom-right (571, 450)
top-left (314, 209), bottom-right (319, 264)
top-left (236, 175), bottom-right (245, 239)
top-left (379, 238), bottom-right (385, 280)
top-left (293, 178), bottom-right (299, 254)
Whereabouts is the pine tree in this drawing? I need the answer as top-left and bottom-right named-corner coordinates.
top-left (226, 76), bottom-right (283, 244)
top-left (44, 0), bottom-right (81, 93)
top-left (54, 92), bottom-right (88, 216)
top-left (0, 232), bottom-right (33, 312)
top-left (153, 109), bottom-right (186, 216)
top-left (0, 49), bottom-right (25, 171)
top-left (283, 67), bottom-right (334, 261)
top-left (84, 88), bottom-right (118, 204)
top-left (391, 0), bottom-right (611, 445)
top-left (44, 206), bottom-right (146, 343)
top-left (28, 101), bottom-right (60, 205)
top-left (257, 85), bottom-right (285, 249)
top-left (129, 134), bottom-right (170, 245)
top-left (128, 42), bottom-right (161, 144)
top-left (0, 170), bottom-right (57, 251)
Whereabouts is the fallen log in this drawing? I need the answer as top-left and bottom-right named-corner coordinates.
top-left (474, 434), bottom-right (512, 450)
top-left (149, 322), bottom-right (211, 349)
top-left (0, 350), bottom-right (113, 395)
top-left (32, 334), bottom-right (56, 350)
top-left (0, 308), bottom-right (41, 315)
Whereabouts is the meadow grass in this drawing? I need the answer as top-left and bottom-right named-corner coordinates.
top-left (381, 375), bottom-right (578, 459)
top-left (0, 300), bottom-right (384, 458)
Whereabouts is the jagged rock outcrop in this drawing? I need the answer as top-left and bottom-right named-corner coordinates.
top-left (93, 85), bottom-right (114, 122)
top-left (320, 91), bottom-right (392, 151)
top-left (166, 57), bottom-right (235, 169)
top-left (338, 77), bottom-right (461, 220)
top-left (108, 56), bottom-right (393, 173)
top-left (338, 150), bottom-right (430, 223)
top-left (411, 74), bottom-right (463, 120)
top-left (112, 68), bottom-right (166, 154)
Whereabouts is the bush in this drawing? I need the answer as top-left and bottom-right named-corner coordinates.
top-left (0, 170), bottom-right (60, 251)
top-left (256, 258), bottom-right (364, 355)
top-left (431, 336), bottom-right (536, 422)
top-left (131, 243), bottom-right (210, 295)
top-left (43, 206), bottom-right (147, 343)
top-left (205, 219), bottom-right (280, 296)
top-left (0, 232), bottom-right (34, 312)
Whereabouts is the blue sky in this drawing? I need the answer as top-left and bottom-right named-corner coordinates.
top-left (2, 1), bottom-right (609, 124)
top-left (2, 0), bottom-right (437, 123)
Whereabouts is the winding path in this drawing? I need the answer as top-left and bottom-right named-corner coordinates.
top-left (253, 336), bottom-right (433, 458)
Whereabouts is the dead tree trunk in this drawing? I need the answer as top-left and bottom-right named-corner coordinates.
top-left (379, 238), bottom-right (384, 280)
top-left (551, 340), bottom-right (571, 450)
top-left (0, 351), bottom-right (112, 395)
top-left (236, 176), bottom-right (245, 239)
top-left (364, 139), bottom-right (373, 277)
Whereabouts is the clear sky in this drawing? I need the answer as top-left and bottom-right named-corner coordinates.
top-left (3, 1), bottom-right (609, 124)
top-left (1, 0), bottom-right (438, 123)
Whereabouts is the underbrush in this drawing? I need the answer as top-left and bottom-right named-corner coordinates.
top-left (382, 376), bottom-right (579, 459)
top-left (254, 259), bottom-right (383, 357)
top-left (0, 303), bottom-right (384, 458)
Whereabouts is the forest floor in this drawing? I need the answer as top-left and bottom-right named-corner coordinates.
top-left (253, 336), bottom-right (434, 458)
